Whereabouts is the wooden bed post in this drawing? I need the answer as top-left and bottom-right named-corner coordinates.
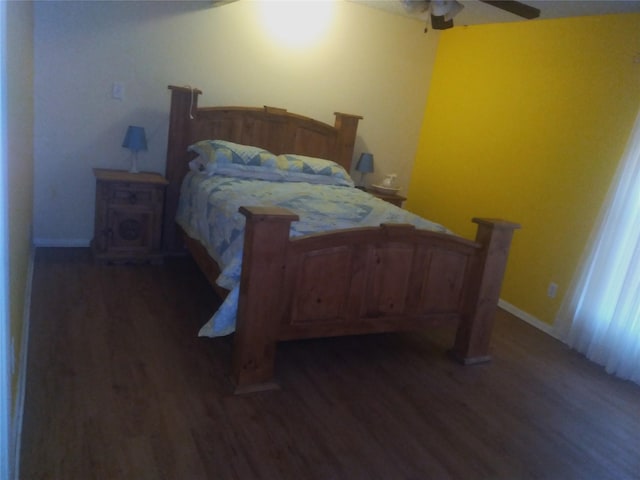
top-left (333, 112), bottom-right (363, 170)
top-left (451, 218), bottom-right (521, 364)
top-left (231, 206), bottom-right (299, 394)
top-left (164, 85), bottom-right (202, 253)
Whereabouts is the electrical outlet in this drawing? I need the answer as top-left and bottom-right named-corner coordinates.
top-left (547, 282), bottom-right (558, 298)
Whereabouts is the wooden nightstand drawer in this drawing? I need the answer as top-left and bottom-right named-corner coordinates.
top-left (368, 190), bottom-right (406, 207)
top-left (92, 168), bottom-right (168, 264)
top-left (109, 183), bottom-right (158, 207)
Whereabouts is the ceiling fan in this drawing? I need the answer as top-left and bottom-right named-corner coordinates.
top-left (402, 0), bottom-right (540, 30)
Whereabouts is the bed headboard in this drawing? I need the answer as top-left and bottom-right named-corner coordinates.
top-left (163, 85), bottom-right (363, 252)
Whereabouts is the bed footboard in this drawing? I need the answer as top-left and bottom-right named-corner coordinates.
top-left (231, 206), bottom-right (519, 393)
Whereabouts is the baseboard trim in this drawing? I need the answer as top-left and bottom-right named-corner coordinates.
top-left (11, 246), bottom-right (34, 480)
top-left (32, 238), bottom-right (90, 248)
top-left (498, 299), bottom-right (560, 340)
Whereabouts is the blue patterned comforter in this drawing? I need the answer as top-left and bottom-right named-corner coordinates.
top-left (176, 172), bottom-right (448, 337)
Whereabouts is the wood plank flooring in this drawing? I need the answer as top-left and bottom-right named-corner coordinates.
top-left (20, 248), bottom-right (640, 480)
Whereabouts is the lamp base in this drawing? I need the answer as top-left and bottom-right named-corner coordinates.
top-left (129, 155), bottom-right (139, 174)
top-left (359, 172), bottom-right (368, 189)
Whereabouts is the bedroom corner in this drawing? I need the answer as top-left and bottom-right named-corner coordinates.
top-left (14, 1), bottom-right (640, 478)
top-left (407, 12), bottom-right (640, 329)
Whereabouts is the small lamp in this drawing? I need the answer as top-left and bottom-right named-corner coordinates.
top-left (355, 153), bottom-right (374, 189)
top-left (122, 125), bottom-right (147, 173)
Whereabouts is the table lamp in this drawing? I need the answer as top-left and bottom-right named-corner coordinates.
top-left (122, 125), bottom-right (147, 173)
top-left (356, 153), bottom-right (374, 189)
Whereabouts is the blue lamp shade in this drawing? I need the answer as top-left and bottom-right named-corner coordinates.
top-left (122, 126), bottom-right (147, 173)
top-left (122, 126), bottom-right (147, 152)
top-left (356, 153), bottom-right (374, 173)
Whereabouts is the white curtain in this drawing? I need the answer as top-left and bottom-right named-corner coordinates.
top-left (555, 110), bottom-right (640, 385)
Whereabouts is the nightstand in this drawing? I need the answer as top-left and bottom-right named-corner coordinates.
top-left (91, 168), bottom-right (168, 264)
top-left (368, 189), bottom-right (407, 207)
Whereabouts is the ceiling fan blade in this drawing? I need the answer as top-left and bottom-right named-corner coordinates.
top-left (479, 0), bottom-right (541, 19)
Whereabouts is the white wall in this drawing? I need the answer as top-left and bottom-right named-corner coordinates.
top-left (3, 1), bottom-right (34, 478)
top-left (0, 2), bottom-right (9, 475)
top-left (34, 0), bottom-right (439, 244)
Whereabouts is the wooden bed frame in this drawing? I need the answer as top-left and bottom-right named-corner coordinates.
top-left (163, 85), bottom-right (520, 393)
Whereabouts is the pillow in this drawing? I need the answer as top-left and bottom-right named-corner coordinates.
top-left (276, 154), bottom-right (355, 187)
top-left (214, 165), bottom-right (285, 182)
top-left (209, 140), bottom-right (278, 168)
top-left (187, 140), bottom-right (279, 176)
top-left (187, 141), bottom-right (354, 187)
top-left (188, 155), bottom-right (208, 173)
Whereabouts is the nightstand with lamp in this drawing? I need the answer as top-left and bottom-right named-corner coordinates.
top-left (91, 125), bottom-right (168, 264)
top-left (355, 153), bottom-right (407, 207)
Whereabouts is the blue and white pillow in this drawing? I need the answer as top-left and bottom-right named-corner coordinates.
top-left (187, 140), bottom-right (354, 187)
top-left (188, 140), bottom-right (279, 178)
top-left (276, 154), bottom-right (354, 187)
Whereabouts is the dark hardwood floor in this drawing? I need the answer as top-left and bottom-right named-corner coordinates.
top-left (20, 248), bottom-right (640, 480)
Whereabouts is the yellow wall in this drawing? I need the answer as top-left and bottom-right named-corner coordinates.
top-left (407, 13), bottom-right (640, 325)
